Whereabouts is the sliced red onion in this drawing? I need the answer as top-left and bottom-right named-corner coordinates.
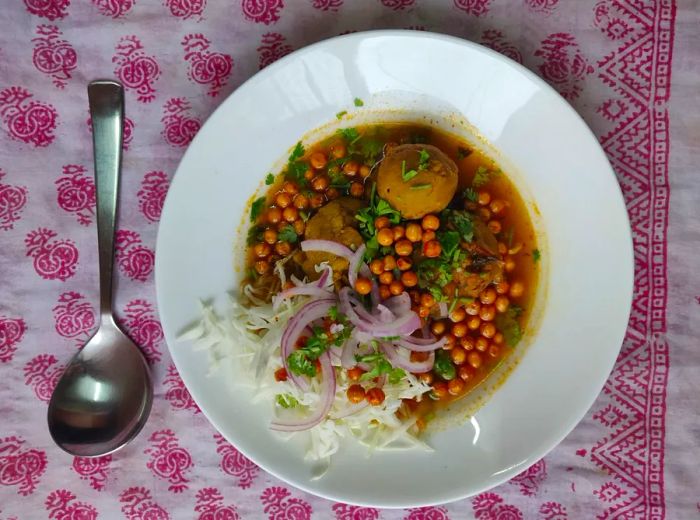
top-left (383, 293), bottom-right (411, 315)
top-left (381, 343), bottom-right (435, 373)
top-left (272, 286), bottom-right (333, 311)
top-left (330, 401), bottom-right (368, 420)
top-left (339, 287), bottom-right (420, 337)
top-left (271, 351), bottom-right (336, 432)
top-left (280, 297), bottom-right (336, 390)
top-left (348, 243), bottom-right (366, 288)
top-left (437, 301), bottom-right (449, 318)
top-left (340, 336), bottom-right (359, 369)
top-left (316, 264), bottom-right (331, 288)
top-left (301, 239), bottom-right (354, 261)
top-left (395, 336), bottom-right (447, 352)
top-left (374, 304), bottom-right (395, 323)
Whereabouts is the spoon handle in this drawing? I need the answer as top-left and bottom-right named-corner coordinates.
top-left (88, 80), bottom-right (124, 319)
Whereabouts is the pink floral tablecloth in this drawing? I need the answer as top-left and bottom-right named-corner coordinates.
top-left (2, 0), bottom-right (698, 518)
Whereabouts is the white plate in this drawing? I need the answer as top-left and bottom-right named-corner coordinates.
top-left (155, 30), bottom-right (633, 508)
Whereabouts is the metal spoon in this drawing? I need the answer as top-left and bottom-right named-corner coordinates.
top-left (48, 80), bottom-right (153, 457)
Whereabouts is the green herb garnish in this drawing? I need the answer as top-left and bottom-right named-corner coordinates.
top-left (276, 394), bottom-right (299, 408)
top-left (355, 184), bottom-right (401, 240)
top-left (287, 318), bottom-right (352, 377)
top-left (418, 149), bottom-right (430, 170)
top-left (434, 350), bottom-right (456, 381)
top-left (265, 173), bottom-right (275, 185)
top-left (250, 196), bottom-right (266, 223)
top-left (463, 187), bottom-right (478, 203)
top-left (472, 166), bottom-right (492, 187)
top-left (401, 160), bottom-right (419, 182)
top-left (532, 249), bottom-right (541, 263)
top-left (286, 141), bottom-right (309, 186)
top-left (353, 97), bottom-right (364, 107)
top-left (457, 147), bottom-right (472, 160)
top-left (337, 127), bottom-right (361, 144)
top-left (336, 110), bottom-right (348, 119)
top-left (442, 209), bottom-right (474, 243)
top-left (410, 183), bottom-right (431, 190)
top-left (495, 305), bottom-right (524, 347)
top-left (357, 352), bottom-right (406, 384)
top-left (278, 225), bottom-right (298, 243)
top-left (246, 224), bottom-right (263, 246)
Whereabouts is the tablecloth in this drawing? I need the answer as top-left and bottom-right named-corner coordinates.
top-left (1, 0), bottom-right (698, 518)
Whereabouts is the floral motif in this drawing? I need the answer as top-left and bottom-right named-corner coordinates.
top-left (164, 0), bottom-right (207, 19)
top-left (138, 171), bottom-right (169, 223)
top-left (194, 487), bottom-right (240, 519)
top-left (164, 364), bottom-right (200, 414)
top-left (0, 170), bottom-right (28, 231)
top-left (454, 0), bottom-right (493, 16)
top-left (404, 506), bottom-right (449, 519)
top-left (45, 489), bottom-right (98, 519)
top-left (311, 0), bottom-right (343, 11)
top-left (0, 316), bottom-right (26, 363)
top-left (472, 493), bottom-right (523, 520)
top-left (32, 25), bottom-right (78, 88)
top-left (534, 33), bottom-right (593, 100)
top-left (161, 98), bottom-right (201, 147)
top-left (260, 486), bottom-right (312, 520)
top-left (119, 300), bottom-right (163, 363)
top-left (0, 437), bottom-right (47, 496)
top-left (0, 86), bottom-right (58, 147)
top-left (91, 0), bottom-right (135, 18)
top-left (72, 456), bottom-right (112, 491)
top-left (257, 32), bottom-right (293, 69)
top-left (241, 0), bottom-right (284, 24)
top-left (380, 0), bottom-right (414, 10)
top-left (120, 487), bottom-right (170, 520)
top-left (55, 165), bottom-right (95, 225)
top-left (214, 433), bottom-right (259, 488)
top-left (525, 0), bottom-right (558, 15)
top-left (508, 459), bottom-right (547, 496)
top-left (23, 0), bottom-right (70, 20)
top-left (114, 229), bottom-right (155, 282)
top-left (23, 354), bottom-right (63, 401)
top-left (481, 29), bottom-right (523, 64)
top-left (332, 503), bottom-right (379, 520)
top-left (539, 501), bottom-right (568, 520)
top-left (53, 292), bottom-right (96, 345)
top-left (145, 430), bottom-right (193, 493)
top-left (182, 34), bottom-right (234, 97)
top-left (25, 228), bottom-right (79, 281)
top-left (113, 36), bottom-right (161, 103)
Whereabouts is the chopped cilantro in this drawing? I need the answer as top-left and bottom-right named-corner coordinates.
top-left (246, 224), bottom-right (263, 245)
top-left (442, 209), bottom-right (474, 242)
top-left (358, 138), bottom-right (383, 163)
top-left (250, 196), bottom-right (266, 223)
top-left (457, 146), bottom-right (472, 160)
top-left (265, 173), bottom-right (275, 185)
top-left (299, 210), bottom-right (310, 222)
top-left (328, 305), bottom-right (339, 321)
top-left (505, 227), bottom-right (514, 248)
top-left (410, 183), bottom-right (431, 190)
top-left (353, 97), bottom-right (364, 107)
top-left (401, 160), bottom-right (419, 182)
top-left (357, 352), bottom-right (405, 384)
top-left (336, 110), bottom-right (347, 119)
top-left (289, 141), bottom-right (304, 162)
top-left (434, 350), bottom-right (456, 381)
top-left (418, 149), bottom-right (430, 170)
top-left (287, 320), bottom-right (352, 377)
top-left (278, 225), bottom-right (298, 243)
top-left (285, 142), bottom-right (309, 186)
top-left (276, 394), bottom-right (299, 408)
top-left (472, 166), bottom-right (492, 187)
top-left (495, 305), bottom-right (524, 347)
top-left (463, 188), bottom-right (478, 203)
top-left (337, 127), bottom-right (361, 144)
top-left (532, 249), bottom-right (541, 263)
top-left (438, 230), bottom-right (460, 260)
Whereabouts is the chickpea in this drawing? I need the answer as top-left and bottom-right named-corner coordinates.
top-left (443, 334), bottom-right (456, 350)
top-left (370, 259), bottom-right (384, 275)
top-left (510, 281), bottom-right (524, 298)
top-left (304, 169), bottom-right (314, 181)
top-left (423, 240), bottom-right (442, 258)
top-left (448, 377), bottom-right (466, 396)
top-left (283, 206), bottom-right (298, 223)
top-left (465, 300), bottom-right (481, 316)
top-left (422, 214), bottom-right (440, 231)
top-left (480, 288), bottom-right (497, 305)
top-left (450, 307), bottom-right (466, 322)
top-left (274, 367), bottom-right (288, 381)
top-left (490, 199), bottom-right (506, 215)
top-left (355, 277), bottom-right (372, 295)
top-left (395, 239), bottom-right (413, 257)
top-left (419, 372), bottom-right (434, 385)
top-left (343, 160), bottom-right (359, 176)
top-left (432, 381), bottom-right (448, 399)
top-left (310, 193), bottom-right (324, 208)
top-left (375, 216), bottom-right (390, 230)
top-left (477, 190), bottom-right (491, 206)
top-left (254, 260), bottom-right (270, 275)
top-left (431, 320), bottom-right (446, 335)
top-left (267, 207), bottom-right (282, 224)
top-left (451, 346), bottom-right (467, 365)
top-left (263, 228), bottom-right (277, 244)
top-left (359, 164), bottom-right (371, 178)
top-left (460, 336), bottom-right (475, 351)
top-left (498, 242), bottom-right (508, 255)
top-left (481, 322), bottom-right (496, 339)
top-left (467, 316), bottom-right (481, 331)
top-left (366, 387), bottom-right (385, 406)
top-left (378, 271), bottom-right (394, 285)
top-left (488, 344), bottom-right (501, 358)
top-left (347, 384), bottom-right (366, 404)
top-left (309, 151), bottom-right (328, 169)
top-left (405, 223), bottom-right (423, 243)
top-left (326, 187), bottom-right (339, 200)
top-left (311, 175), bottom-right (329, 192)
top-left (458, 365), bottom-right (473, 381)
top-left (495, 296), bottom-right (510, 313)
top-left (397, 257), bottom-right (412, 271)
top-left (479, 207), bottom-right (492, 221)
top-left (418, 306), bottom-right (431, 318)
top-left (389, 280), bottom-right (404, 296)
top-left (383, 255), bottom-right (397, 271)
top-left (283, 181), bottom-right (299, 195)
top-left (379, 284), bottom-right (391, 300)
top-left (452, 322), bottom-right (468, 338)
top-left (504, 256), bottom-right (516, 273)
top-left (496, 281), bottom-right (510, 295)
top-left (330, 142), bottom-right (346, 159)
top-left (493, 332), bottom-right (504, 345)
top-left (347, 367), bottom-right (363, 381)
top-left (393, 225), bottom-right (405, 241)
top-left (293, 193), bottom-right (309, 210)
top-left (275, 241), bottom-right (291, 256)
top-left (479, 305), bottom-right (496, 322)
top-left (253, 242), bottom-right (271, 258)
top-left (488, 220), bottom-right (502, 234)
top-left (475, 336), bottom-right (489, 352)
top-left (467, 351), bottom-right (482, 369)
top-left (293, 219), bottom-right (305, 235)
top-left (349, 182), bottom-right (364, 197)
top-left (401, 271), bottom-right (418, 287)
top-left (377, 228), bottom-right (394, 247)
top-left (410, 351), bottom-right (429, 363)
top-left (274, 192), bottom-right (290, 208)
top-left (422, 230), bottom-right (436, 243)
top-left (420, 293), bottom-right (435, 307)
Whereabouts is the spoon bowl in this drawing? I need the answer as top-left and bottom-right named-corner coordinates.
top-left (47, 80), bottom-right (153, 457)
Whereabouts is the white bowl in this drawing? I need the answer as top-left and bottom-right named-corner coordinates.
top-left (155, 30), bottom-right (633, 508)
